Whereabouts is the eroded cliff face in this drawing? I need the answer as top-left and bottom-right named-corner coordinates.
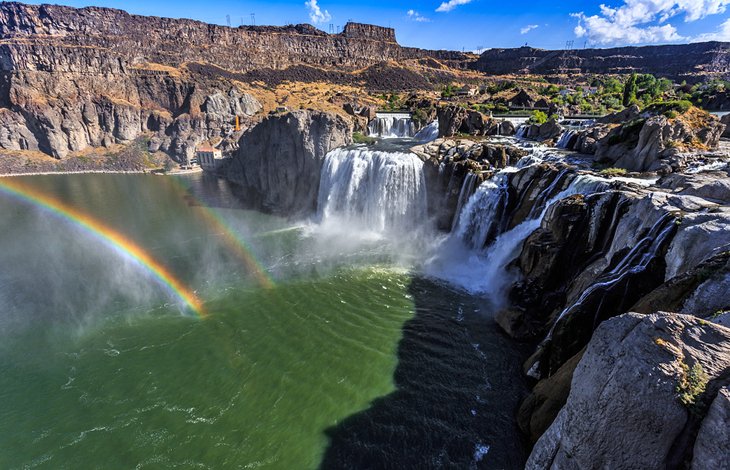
top-left (0, 3), bottom-right (466, 73)
top-left (0, 2), bottom-right (468, 162)
top-left (473, 42), bottom-right (730, 82)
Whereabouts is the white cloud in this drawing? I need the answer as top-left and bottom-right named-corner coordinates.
top-left (521, 24), bottom-right (539, 34)
top-left (693, 18), bottom-right (730, 41)
top-left (436, 0), bottom-right (472, 13)
top-left (407, 10), bottom-right (431, 22)
top-left (572, 0), bottom-right (730, 45)
top-left (305, 0), bottom-right (331, 24)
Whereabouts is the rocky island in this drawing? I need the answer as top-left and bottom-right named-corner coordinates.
top-left (0, 1), bottom-right (728, 469)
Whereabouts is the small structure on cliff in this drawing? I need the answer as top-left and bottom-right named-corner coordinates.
top-left (196, 144), bottom-right (224, 172)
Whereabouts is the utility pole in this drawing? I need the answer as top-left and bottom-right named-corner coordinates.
top-left (251, 13), bottom-right (256, 26)
top-left (226, 15), bottom-right (231, 27)
top-left (329, 24), bottom-right (334, 34)
top-left (565, 40), bottom-right (574, 50)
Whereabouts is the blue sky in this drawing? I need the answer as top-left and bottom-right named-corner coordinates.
top-left (25, 1), bottom-right (730, 51)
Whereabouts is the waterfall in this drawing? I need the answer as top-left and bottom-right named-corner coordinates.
top-left (455, 174), bottom-right (511, 250)
top-left (556, 130), bottom-right (577, 149)
top-left (451, 173), bottom-right (480, 232)
top-left (414, 120), bottom-right (439, 143)
top-left (523, 212), bottom-right (678, 379)
top-left (316, 147), bottom-right (428, 233)
top-left (368, 116), bottom-right (416, 138)
top-left (515, 125), bottom-right (529, 139)
top-left (426, 167), bottom-right (615, 297)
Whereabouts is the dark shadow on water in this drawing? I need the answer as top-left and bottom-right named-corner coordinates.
top-left (320, 277), bottom-right (531, 469)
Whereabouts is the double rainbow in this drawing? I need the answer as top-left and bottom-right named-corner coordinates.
top-left (0, 178), bottom-right (207, 318)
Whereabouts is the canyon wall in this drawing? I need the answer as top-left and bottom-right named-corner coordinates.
top-left (473, 43), bottom-right (730, 82)
top-left (0, 2), bottom-right (467, 73)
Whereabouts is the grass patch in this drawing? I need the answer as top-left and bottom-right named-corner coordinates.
top-left (353, 132), bottom-right (377, 145)
top-left (599, 167), bottom-right (628, 177)
top-left (677, 361), bottom-right (709, 407)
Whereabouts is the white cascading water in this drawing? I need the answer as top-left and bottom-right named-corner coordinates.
top-left (515, 125), bottom-right (529, 139)
top-left (368, 116), bottom-right (416, 138)
top-left (450, 173), bottom-right (480, 232)
top-left (414, 120), bottom-right (439, 143)
top-left (316, 147), bottom-right (428, 234)
top-left (426, 165), bottom-right (616, 302)
top-left (556, 130), bottom-right (577, 149)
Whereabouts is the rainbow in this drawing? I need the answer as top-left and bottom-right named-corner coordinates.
top-left (0, 178), bottom-right (206, 318)
top-left (171, 178), bottom-right (276, 290)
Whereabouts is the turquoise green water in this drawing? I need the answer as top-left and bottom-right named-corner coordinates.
top-left (0, 174), bottom-right (528, 468)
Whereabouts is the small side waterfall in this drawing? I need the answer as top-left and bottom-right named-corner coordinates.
top-left (317, 147), bottom-right (428, 233)
top-left (556, 130), bottom-right (577, 149)
top-left (546, 212), bottom-right (677, 340)
top-left (515, 125), bottom-right (529, 139)
top-left (451, 173), bottom-right (480, 232)
top-left (368, 115), bottom-right (416, 138)
top-left (455, 173), bottom-right (511, 250)
top-left (414, 120), bottom-right (439, 142)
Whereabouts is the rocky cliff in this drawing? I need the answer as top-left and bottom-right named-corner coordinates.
top-left (473, 42), bottom-right (730, 82)
top-left (0, 2), bottom-right (468, 163)
top-left (222, 110), bottom-right (351, 215)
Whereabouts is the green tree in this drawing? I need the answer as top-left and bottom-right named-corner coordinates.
top-left (623, 73), bottom-right (638, 107)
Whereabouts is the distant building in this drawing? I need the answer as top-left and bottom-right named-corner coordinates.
top-left (581, 86), bottom-right (599, 95)
top-left (456, 86), bottom-right (478, 97)
top-left (559, 88), bottom-right (576, 97)
top-left (196, 144), bottom-right (224, 172)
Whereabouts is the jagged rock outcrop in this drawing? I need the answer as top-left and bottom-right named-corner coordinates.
top-left (490, 161), bottom-right (730, 449)
top-left (596, 112), bottom-right (725, 173)
top-left (527, 312), bottom-right (730, 469)
top-left (223, 110), bottom-right (351, 215)
top-left (437, 106), bottom-right (515, 137)
top-left (565, 106), bottom-right (726, 172)
top-left (412, 138), bottom-right (527, 230)
top-left (473, 42), bottom-right (730, 82)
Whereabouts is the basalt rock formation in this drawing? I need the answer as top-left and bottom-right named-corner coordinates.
top-left (564, 105), bottom-right (726, 173)
top-left (473, 42), bottom-right (730, 82)
top-left (222, 110), bottom-right (351, 215)
top-left (482, 161), bottom-right (730, 456)
top-left (527, 312), bottom-right (730, 469)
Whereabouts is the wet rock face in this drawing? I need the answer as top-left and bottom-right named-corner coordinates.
top-left (223, 110), bottom-right (351, 216)
top-left (527, 313), bottom-right (730, 470)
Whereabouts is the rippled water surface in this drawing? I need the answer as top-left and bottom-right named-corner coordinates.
top-left (0, 173), bottom-right (528, 468)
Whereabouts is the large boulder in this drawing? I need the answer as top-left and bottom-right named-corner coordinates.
top-left (522, 118), bottom-right (563, 142)
top-left (527, 312), bottom-right (730, 470)
top-left (437, 106), bottom-right (502, 137)
top-left (692, 386), bottom-right (730, 470)
top-left (223, 110), bottom-right (352, 215)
